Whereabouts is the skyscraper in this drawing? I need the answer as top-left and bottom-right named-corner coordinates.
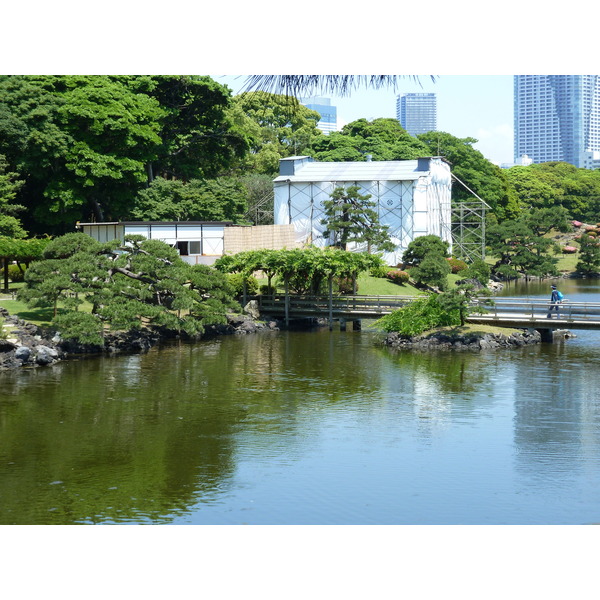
top-left (396, 93), bottom-right (437, 136)
top-left (301, 96), bottom-right (337, 134)
top-left (514, 75), bottom-right (600, 168)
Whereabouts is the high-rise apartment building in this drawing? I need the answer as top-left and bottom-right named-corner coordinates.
top-left (301, 96), bottom-right (337, 134)
top-left (514, 75), bottom-right (600, 168)
top-left (396, 93), bottom-right (437, 136)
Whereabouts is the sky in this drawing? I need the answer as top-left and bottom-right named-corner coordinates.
top-left (215, 75), bottom-right (515, 165)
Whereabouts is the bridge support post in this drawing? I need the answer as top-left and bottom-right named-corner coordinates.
top-left (340, 318), bottom-right (347, 331)
top-left (537, 328), bottom-right (554, 343)
top-left (353, 320), bottom-right (361, 331)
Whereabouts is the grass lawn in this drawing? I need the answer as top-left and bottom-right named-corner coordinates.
top-left (0, 298), bottom-right (58, 327)
top-left (356, 274), bottom-right (425, 296)
top-left (556, 252), bottom-right (579, 273)
top-left (0, 290), bottom-right (93, 327)
top-left (431, 323), bottom-right (524, 337)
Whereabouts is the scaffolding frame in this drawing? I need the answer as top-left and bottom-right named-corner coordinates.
top-left (450, 174), bottom-right (490, 262)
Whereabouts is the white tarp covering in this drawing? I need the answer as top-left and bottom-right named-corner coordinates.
top-left (273, 157), bottom-right (452, 265)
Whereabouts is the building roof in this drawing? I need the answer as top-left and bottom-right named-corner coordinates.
top-left (77, 221), bottom-right (234, 227)
top-left (273, 156), bottom-right (442, 183)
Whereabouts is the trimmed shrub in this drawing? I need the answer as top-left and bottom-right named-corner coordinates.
top-left (461, 258), bottom-right (491, 285)
top-left (446, 257), bottom-right (468, 274)
top-left (370, 265), bottom-right (390, 278)
top-left (259, 284), bottom-right (276, 295)
top-left (227, 273), bottom-right (259, 297)
top-left (386, 270), bottom-right (410, 285)
top-left (572, 220), bottom-right (582, 227)
top-left (375, 294), bottom-right (460, 336)
top-left (334, 276), bottom-right (356, 294)
top-left (562, 246), bottom-right (578, 253)
top-left (7, 264), bottom-right (26, 282)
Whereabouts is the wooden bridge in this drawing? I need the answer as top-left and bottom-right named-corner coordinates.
top-left (251, 294), bottom-right (413, 329)
top-left (250, 294), bottom-right (600, 339)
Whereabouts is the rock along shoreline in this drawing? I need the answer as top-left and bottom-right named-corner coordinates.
top-left (0, 305), bottom-right (283, 371)
top-left (383, 328), bottom-right (547, 352)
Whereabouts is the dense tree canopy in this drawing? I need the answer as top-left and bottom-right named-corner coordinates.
top-left (0, 154), bottom-right (26, 238)
top-left (18, 233), bottom-right (239, 344)
top-left (417, 131), bottom-right (520, 221)
top-left (485, 211), bottom-right (561, 280)
top-left (230, 91), bottom-right (322, 176)
top-left (128, 176), bottom-right (248, 222)
top-left (309, 118), bottom-right (430, 162)
top-left (0, 75), bottom-right (250, 233)
top-left (505, 161), bottom-right (600, 221)
top-left (215, 247), bottom-right (385, 295)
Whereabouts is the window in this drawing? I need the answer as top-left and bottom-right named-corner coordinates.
top-left (176, 241), bottom-right (202, 256)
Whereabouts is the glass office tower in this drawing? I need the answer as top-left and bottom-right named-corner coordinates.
top-left (396, 93), bottom-right (437, 136)
top-left (301, 96), bottom-right (337, 134)
top-left (514, 75), bottom-right (600, 167)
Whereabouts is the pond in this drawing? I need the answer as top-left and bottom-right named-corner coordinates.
top-left (2, 278), bottom-right (600, 524)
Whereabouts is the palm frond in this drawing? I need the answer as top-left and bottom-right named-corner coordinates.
top-left (241, 75), bottom-right (437, 97)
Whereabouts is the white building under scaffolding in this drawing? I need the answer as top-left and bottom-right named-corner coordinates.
top-left (273, 156), bottom-right (454, 265)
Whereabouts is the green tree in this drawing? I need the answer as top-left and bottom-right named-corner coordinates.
top-left (129, 177), bottom-right (247, 222)
top-left (321, 185), bottom-right (395, 252)
top-left (375, 294), bottom-right (459, 336)
top-left (486, 216), bottom-right (560, 280)
top-left (240, 174), bottom-right (274, 225)
top-left (0, 236), bottom-right (51, 291)
top-left (230, 91), bottom-right (322, 176)
top-left (504, 165), bottom-right (560, 210)
top-left (523, 206), bottom-right (571, 236)
top-left (18, 233), bottom-right (239, 343)
top-left (0, 154), bottom-right (26, 238)
top-left (410, 255), bottom-right (451, 291)
top-left (438, 283), bottom-right (493, 326)
top-left (0, 75), bottom-right (250, 232)
top-left (507, 161), bottom-right (600, 222)
top-left (215, 247), bottom-right (384, 296)
top-left (461, 258), bottom-right (491, 286)
top-left (138, 75), bottom-right (251, 181)
top-left (402, 235), bottom-right (450, 267)
top-left (417, 131), bottom-right (520, 220)
top-left (310, 118), bottom-right (430, 162)
top-left (575, 233), bottom-right (600, 275)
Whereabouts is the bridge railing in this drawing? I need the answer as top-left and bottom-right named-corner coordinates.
top-left (471, 297), bottom-right (600, 321)
top-left (252, 294), bottom-right (418, 314)
top-left (249, 292), bottom-right (600, 323)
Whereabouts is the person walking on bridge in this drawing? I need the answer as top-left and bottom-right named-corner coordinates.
top-left (547, 285), bottom-right (563, 319)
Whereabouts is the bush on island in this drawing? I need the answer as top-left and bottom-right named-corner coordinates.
top-left (386, 270), bottom-right (410, 285)
top-left (446, 257), bottom-right (468, 274)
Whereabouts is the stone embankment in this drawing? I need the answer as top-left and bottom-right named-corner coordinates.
top-left (382, 329), bottom-right (544, 351)
top-left (0, 303), bottom-right (281, 371)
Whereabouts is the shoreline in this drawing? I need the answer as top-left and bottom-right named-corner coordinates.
top-left (0, 306), bottom-right (283, 371)
top-left (382, 326), bottom-right (574, 351)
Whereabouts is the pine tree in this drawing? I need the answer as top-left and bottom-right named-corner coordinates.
top-left (321, 186), bottom-right (395, 253)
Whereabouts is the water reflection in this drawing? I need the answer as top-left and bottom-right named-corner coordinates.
top-left (3, 301), bottom-right (600, 524)
top-left (0, 347), bottom-right (242, 524)
top-left (511, 342), bottom-right (600, 493)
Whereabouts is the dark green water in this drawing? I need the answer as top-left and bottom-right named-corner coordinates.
top-left (2, 278), bottom-right (600, 524)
